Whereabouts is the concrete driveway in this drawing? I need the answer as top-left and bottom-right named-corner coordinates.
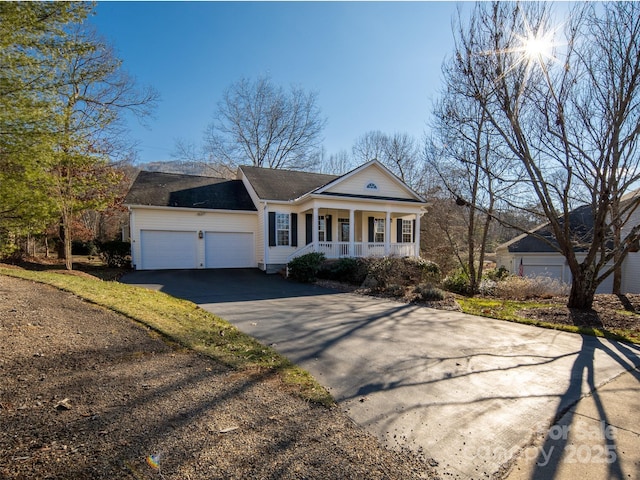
top-left (121, 269), bottom-right (640, 479)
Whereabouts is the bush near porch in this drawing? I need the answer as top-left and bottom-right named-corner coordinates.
top-left (289, 254), bottom-right (446, 302)
top-left (316, 256), bottom-right (440, 289)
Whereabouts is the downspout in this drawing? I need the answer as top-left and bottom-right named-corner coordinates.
top-left (128, 207), bottom-right (137, 270)
top-left (263, 203), bottom-right (269, 271)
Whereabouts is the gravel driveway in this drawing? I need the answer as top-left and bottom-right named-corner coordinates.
top-left (122, 269), bottom-right (640, 479)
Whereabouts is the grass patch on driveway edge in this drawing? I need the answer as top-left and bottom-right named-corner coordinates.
top-left (0, 267), bottom-right (334, 407)
top-left (457, 297), bottom-right (638, 344)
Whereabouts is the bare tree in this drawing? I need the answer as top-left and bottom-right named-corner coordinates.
top-left (203, 75), bottom-right (326, 171)
top-left (352, 130), bottom-right (388, 165)
top-left (447, 1), bottom-right (640, 308)
top-left (352, 130), bottom-right (427, 192)
top-left (313, 147), bottom-right (354, 175)
top-left (428, 49), bottom-right (528, 292)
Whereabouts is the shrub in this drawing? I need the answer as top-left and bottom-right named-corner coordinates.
top-left (414, 283), bottom-right (445, 301)
top-left (72, 240), bottom-right (99, 257)
top-left (385, 283), bottom-right (405, 297)
top-left (402, 257), bottom-right (442, 284)
top-left (287, 252), bottom-right (326, 283)
top-left (478, 278), bottom-right (497, 296)
top-left (494, 275), bottom-right (570, 299)
top-left (98, 240), bottom-right (131, 268)
top-left (364, 256), bottom-right (397, 290)
top-left (362, 256), bottom-right (442, 291)
top-left (317, 257), bottom-right (368, 285)
top-left (442, 268), bottom-right (471, 295)
top-left (484, 266), bottom-right (510, 281)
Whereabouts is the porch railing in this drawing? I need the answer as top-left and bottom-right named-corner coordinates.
top-left (288, 242), bottom-right (416, 262)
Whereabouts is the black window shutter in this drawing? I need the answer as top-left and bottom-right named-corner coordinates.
top-left (268, 212), bottom-right (276, 246)
top-left (291, 213), bottom-right (298, 247)
top-left (305, 214), bottom-right (312, 245)
top-left (397, 218), bottom-right (403, 243)
top-left (368, 217), bottom-right (374, 242)
top-left (412, 219), bottom-right (416, 243)
top-left (326, 215), bottom-right (332, 242)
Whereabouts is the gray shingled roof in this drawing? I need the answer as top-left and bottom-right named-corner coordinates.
top-left (504, 204), bottom-right (599, 253)
top-left (240, 165), bottom-right (338, 201)
top-left (124, 171), bottom-right (256, 211)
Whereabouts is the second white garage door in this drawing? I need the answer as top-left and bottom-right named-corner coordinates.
top-left (205, 232), bottom-right (255, 268)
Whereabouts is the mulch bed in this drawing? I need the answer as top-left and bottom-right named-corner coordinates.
top-left (518, 294), bottom-right (640, 336)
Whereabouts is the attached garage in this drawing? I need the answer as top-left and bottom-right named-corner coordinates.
top-left (140, 230), bottom-right (198, 270)
top-left (205, 232), bottom-right (255, 268)
top-left (125, 172), bottom-right (259, 271)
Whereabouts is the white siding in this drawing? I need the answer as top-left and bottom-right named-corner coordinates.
top-left (620, 202), bottom-right (640, 293)
top-left (239, 171), bottom-right (267, 270)
top-left (265, 205), bottom-right (297, 266)
top-left (130, 207), bottom-right (258, 270)
top-left (621, 205), bottom-right (640, 239)
top-left (324, 164), bottom-right (415, 200)
top-left (622, 252), bottom-right (640, 294)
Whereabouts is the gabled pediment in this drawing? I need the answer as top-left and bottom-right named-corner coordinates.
top-left (315, 160), bottom-right (425, 203)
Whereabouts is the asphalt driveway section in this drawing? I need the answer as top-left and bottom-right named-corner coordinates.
top-left (121, 270), bottom-right (640, 479)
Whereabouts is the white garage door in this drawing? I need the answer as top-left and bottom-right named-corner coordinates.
top-left (140, 230), bottom-right (198, 270)
top-left (205, 232), bottom-right (254, 268)
top-left (525, 265), bottom-right (563, 280)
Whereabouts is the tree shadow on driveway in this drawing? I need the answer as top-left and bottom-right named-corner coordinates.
top-left (525, 332), bottom-right (640, 480)
top-left (121, 268), bottom-right (339, 303)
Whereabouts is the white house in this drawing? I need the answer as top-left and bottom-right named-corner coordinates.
top-left (496, 197), bottom-right (640, 294)
top-left (124, 160), bottom-right (428, 273)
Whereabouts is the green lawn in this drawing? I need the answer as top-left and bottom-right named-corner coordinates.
top-left (0, 266), bottom-right (334, 406)
top-left (457, 297), bottom-right (639, 344)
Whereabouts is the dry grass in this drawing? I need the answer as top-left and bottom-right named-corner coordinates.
top-left (0, 265), bottom-right (333, 406)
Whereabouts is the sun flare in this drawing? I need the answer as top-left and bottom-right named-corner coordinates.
top-left (521, 28), bottom-right (556, 63)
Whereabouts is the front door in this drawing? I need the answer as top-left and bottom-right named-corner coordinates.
top-left (338, 218), bottom-right (349, 242)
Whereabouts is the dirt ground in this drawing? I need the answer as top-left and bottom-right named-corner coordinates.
top-left (0, 275), bottom-right (435, 480)
top-left (519, 294), bottom-right (640, 335)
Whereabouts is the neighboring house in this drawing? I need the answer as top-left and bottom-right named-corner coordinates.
top-left (124, 160), bottom-right (427, 273)
top-left (496, 197), bottom-right (640, 294)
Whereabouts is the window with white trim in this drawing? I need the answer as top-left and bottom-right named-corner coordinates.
top-left (318, 215), bottom-right (326, 242)
top-left (374, 218), bottom-right (385, 243)
top-left (276, 213), bottom-right (289, 246)
top-left (402, 219), bottom-right (413, 243)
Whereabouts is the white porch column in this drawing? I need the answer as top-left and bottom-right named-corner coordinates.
top-left (312, 207), bottom-right (319, 251)
top-left (415, 213), bottom-right (421, 257)
top-left (385, 211), bottom-right (391, 255)
top-left (349, 209), bottom-right (355, 257)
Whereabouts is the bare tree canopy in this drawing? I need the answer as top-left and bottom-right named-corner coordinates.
top-left (203, 75), bottom-right (326, 171)
top-left (352, 130), bottom-right (428, 192)
top-left (445, 1), bottom-right (640, 308)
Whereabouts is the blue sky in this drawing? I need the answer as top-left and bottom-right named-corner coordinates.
top-left (90, 1), bottom-right (463, 165)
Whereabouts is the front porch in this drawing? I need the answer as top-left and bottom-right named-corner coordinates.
top-left (287, 206), bottom-right (421, 262)
top-left (288, 241), bottom-right (417, 261)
